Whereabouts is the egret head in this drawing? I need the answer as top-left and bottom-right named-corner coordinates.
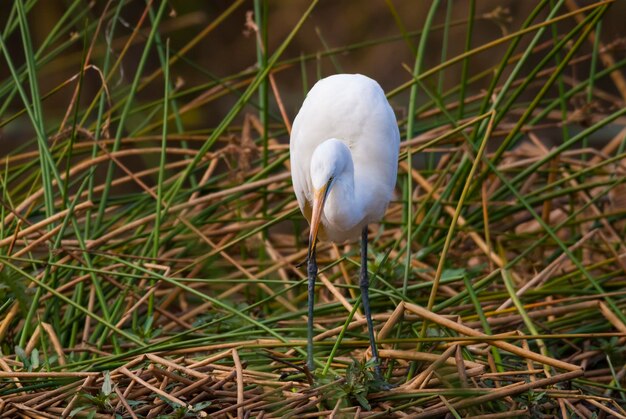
top-left (307, 139), bottom-right (352, 259)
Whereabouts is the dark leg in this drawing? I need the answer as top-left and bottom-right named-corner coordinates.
top-left (307, 248), bottom-right (317, 371)
top-left (360, 226), bottom-right (382, 379)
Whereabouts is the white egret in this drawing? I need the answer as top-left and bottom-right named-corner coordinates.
top-left (290, 73), bottom-right (400, 374)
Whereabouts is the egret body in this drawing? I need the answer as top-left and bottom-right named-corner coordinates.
top-left (290, 74), bottom-right (400, 373)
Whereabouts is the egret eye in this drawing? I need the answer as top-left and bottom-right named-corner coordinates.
top-left (326, 176), bottom-right (334, 193)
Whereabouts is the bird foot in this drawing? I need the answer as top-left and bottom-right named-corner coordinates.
top-left (371, 368), bottom-right (394, 391)
top-left (373, 377), bottom-right (394, 391)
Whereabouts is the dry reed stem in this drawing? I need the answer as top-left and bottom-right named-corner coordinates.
top-left (379, 349), bottom-right (483, 370)
top-left (377, 301), bottom-right (405, 344)
top-left (61, 376), bottom-right (94, 418)
top-left (403, 163), bottom-right (506, 270)
top-left (318, 271), bottom-right (363, 321)
top-left (24, 324), bottom-right (41, 356)
top-left (565, 0), bottom-right (626, 101)
top-left (469, 300), bottom-right (600, 328)
top-left (114, 385), bottom-right (138, 419)
top-left (404, 345), bottom-right (459, 390)
top-left (145, 353), bottom-right (208, 380)
top-left (404, 303), bottom-right (581, 372)
top-left (586, 399), bottom-right (626, 419)
top-left (497, 228), bottom-right (598, 311)
top-left (118, 366), bottom-right (189, 410)
top-left (0, 201), bottom-right (93, 247)
top-left (411, 370), bottom-right (584, 418)
top-left (529, 132), bottom-right (625, 248)
top-left (232, 349), bottom-right (245, 419)
top-left (0, 357), bottom-right (23, 392)
top-left (39, 322), bottom-right (66, 366)
top-left (0, 371), bottom-right (97, 378)
top-left (468, 410), bottom-right (529, 419)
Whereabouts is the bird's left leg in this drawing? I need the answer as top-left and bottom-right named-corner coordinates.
top-left (360, 226), bottom-right (382, 379)
top-left (307, 248), bottom-right (317, 372)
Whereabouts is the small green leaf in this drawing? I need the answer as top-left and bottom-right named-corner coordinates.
top-left (143, 316), bottom-right (154, 334)
top-left (102, 370), bottom-right (112, 396)
top-left (192, 401), bottom-right (212, 411)
top-left (69, 406), bottom-right (88, 418)
top-left (354, 393), bottom-right (371, 410)
top-left (15, 346), bottom-right (28, 367)
top-left (30, 348), bottom-right (39, 369)
top-left (441, 268), bottom-right (466, 281)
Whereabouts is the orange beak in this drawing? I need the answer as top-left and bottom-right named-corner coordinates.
top-left (307, 179), bottom-right (331, 261)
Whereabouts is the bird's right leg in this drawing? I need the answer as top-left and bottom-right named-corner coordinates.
top-left (307, 248), bottom-right (317, 371)
top-left (360, 226), bottom-right (382, 380)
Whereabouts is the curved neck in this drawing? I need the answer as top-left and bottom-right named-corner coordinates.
top-left (324, 148), bottom-right (366, 231)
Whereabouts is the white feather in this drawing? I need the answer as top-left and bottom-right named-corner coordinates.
top-left (290, 74), bottom-right (400, 242)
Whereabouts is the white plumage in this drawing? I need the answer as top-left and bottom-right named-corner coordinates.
top-left (290, 73), bottom-right (400, 242)
top-left (289, 73), bottom-right (400, 373)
